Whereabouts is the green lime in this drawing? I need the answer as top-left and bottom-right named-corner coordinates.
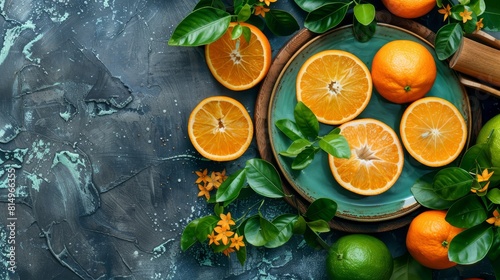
top-left (326, 234), bottom-right (393, 280)
top-left (476, 114), bottom-right (500, 145)
top-left (476, 114), bottom-right (500, 167)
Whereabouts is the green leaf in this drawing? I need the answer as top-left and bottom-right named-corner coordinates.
top-left (181, 219), bottom-right (200, 251)
top-left (265, 9), bottom-right (300, 36)
top-left (305, 197), bottom-right (337, 221)
top-left (242, 26), bottom-right (251, 43)
top-left (411, 171), bottom-right (455, 209)
top-left (307, 219), bottom-right (331, 233)
top-left (294, 0), bottom-right (337, 13)
top-left (434, 23), bottom-right (463, 60)
top-left (482, 0), bottom-right (500, 30)
top-left (303, 226), bottom-right (323, 249)
top-left (446, 195), bottom-right (488, 228)
top-left (459, 0), bottom-right (471, 5)
top-left (237, 4), bottom-right (252, 22)
top-left (433, 167), bottom-right (473, 200)
top-left (304, 2), bottom-right (350, 33)
top-left (265, 214), bottom-right (299, 248)
top-left (168, 7), bottom-right (231, 46)
top-left (280, 138), bottom-right (313, 157)
top-left (193, 0), bottom-right (226, 10)
top-left (292, 146), bottom-right (318, 170)
top-left (214, 203), bottom-right (224, 217)
top-left (245, 158), bottom-right (285, 198)
top-left (460, 143), bottom-right (490, 172)
top-left (487, 188), bottom-right (500, 203)
top-left (353, 4), bottom-right (375, 26)
top-left (195, 215), bottom-right (219, 242)
top-left (294, 102), bottom-right (319, 139)
top-left (352, 15), bottom-right (376, 43)
top-left (244, 215), bottom-right (280, 246)
top-left (449, 223), bottom-right (494, 264)
top-left (390, 253), bottom-right (433, 280)
top-left (487, 231), bottom-right (500, 261)
top-left (318, 133), bottom-right (350, 159)
top-left (275, 119), bottom-right (305, 141)
top-left (293, 215), bottom-right (307, 234)
top-left (469, 0), bottom-right (486, 16)
top-left (236, 245), bottom-right (247, 265)
top-left (231, 24), bottom-right (243, 40)
top-left (216, 169), bottom-right (246, 202)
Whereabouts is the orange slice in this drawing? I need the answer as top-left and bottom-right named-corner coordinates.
top-left (400, 96), bottom-right (467, 167)
top-left (296, 50), bottom-right (372, 125)
top-left (205, 22), bottom-right (272, 91)
top-left (188, 96), bottom-right (253, 161)
top-left (329, 119), bottom-right (404, 196)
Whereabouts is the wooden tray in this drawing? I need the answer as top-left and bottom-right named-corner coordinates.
top-left (254, 11), bottom-right (478, 232)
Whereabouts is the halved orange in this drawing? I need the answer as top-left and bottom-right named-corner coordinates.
top-left (329, 119), bottom-right (404, 196)
top-left (205, 22), bottom-right (272, 91)
top-left (188, 96), bottom-right (253, 161)
top-left (296, 50), bottom-right (372, 125)
top-left (400, 96), bottom-right (467, 167)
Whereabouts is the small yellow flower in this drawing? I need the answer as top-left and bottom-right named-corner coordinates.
top-left (477, 169), bottom-right (494, 182)
top-left (195, 169), bottom-right (209, 184)
top-left (254, 5), bottom-right (270, 17)
top-left (259, 0), bottom-right (277, 6)
top-left (214, 169), bottom-right (228, 184)
top-left (438, 4), bottom-right (452, 21)
top-left (214, 226), bottom-right (234, 245)
top-left (217, 212), bottom-right (236, 230)
top-left (486, 209), bottom-right (500, 227)
top-left (471, 181), bottom-right (490, 193)
top-left (207, 231), bottom-right (220, 246)
top-left (197, 184), bottom-right (210, 200)
top-left (460, 8), bottom-right (473, 23)
top-left (222, 247), bottom-right (235, 256)
top-left (476, 18), bottom-right (484, 31)
top-left (229, 233), bottom-right (245, 251)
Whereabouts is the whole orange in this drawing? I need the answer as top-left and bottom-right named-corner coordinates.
top-left (371, 40), bottom-right (437, 104)
top-left (381, 0), bottom-right (435, 19)
top-left (406, 210), bottom-right (463, 270)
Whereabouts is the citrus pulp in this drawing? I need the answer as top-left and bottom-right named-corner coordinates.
top-left (205, 22), bottom-right (271, 91)
top-left (296, 50), bottom-right (372, 125)
top-left (188, 96), bottom-right (253, 161)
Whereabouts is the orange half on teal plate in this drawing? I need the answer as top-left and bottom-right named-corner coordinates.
top-left (268, 23), bottom-right (471, 222)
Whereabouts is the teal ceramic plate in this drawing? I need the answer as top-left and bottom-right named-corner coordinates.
top-left (268, 24), bottom-right (471, 222)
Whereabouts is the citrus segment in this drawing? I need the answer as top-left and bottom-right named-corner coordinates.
top-left (296, 50), bottom-right (372, 125)
top-left (400, 97), bottom-right (467, 167)
top-left (371, 40), bottom-right (436, 104)
top-left (406, 210), bottom-right (463, 270)
top-left (188, 96), bottom-right (253, 161)
top-left (205, 22), bottom-right (271, 91)
top-left (329, 119), bottom-right (404, 196)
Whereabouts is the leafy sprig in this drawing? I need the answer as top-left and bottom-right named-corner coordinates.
top-left (275, 101), bottom-right (351, 170)
top-left (411, 137), bottom-right (500, 269)
top-left (181, 158), bottom-right (338, 264)
top-left (434, 0), bottom-right (500, 60)
top-left (168, 0), bottom-right (377, 47)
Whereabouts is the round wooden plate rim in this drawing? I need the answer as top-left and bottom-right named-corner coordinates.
top-left (254, 12), bottom-right (471, 232)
